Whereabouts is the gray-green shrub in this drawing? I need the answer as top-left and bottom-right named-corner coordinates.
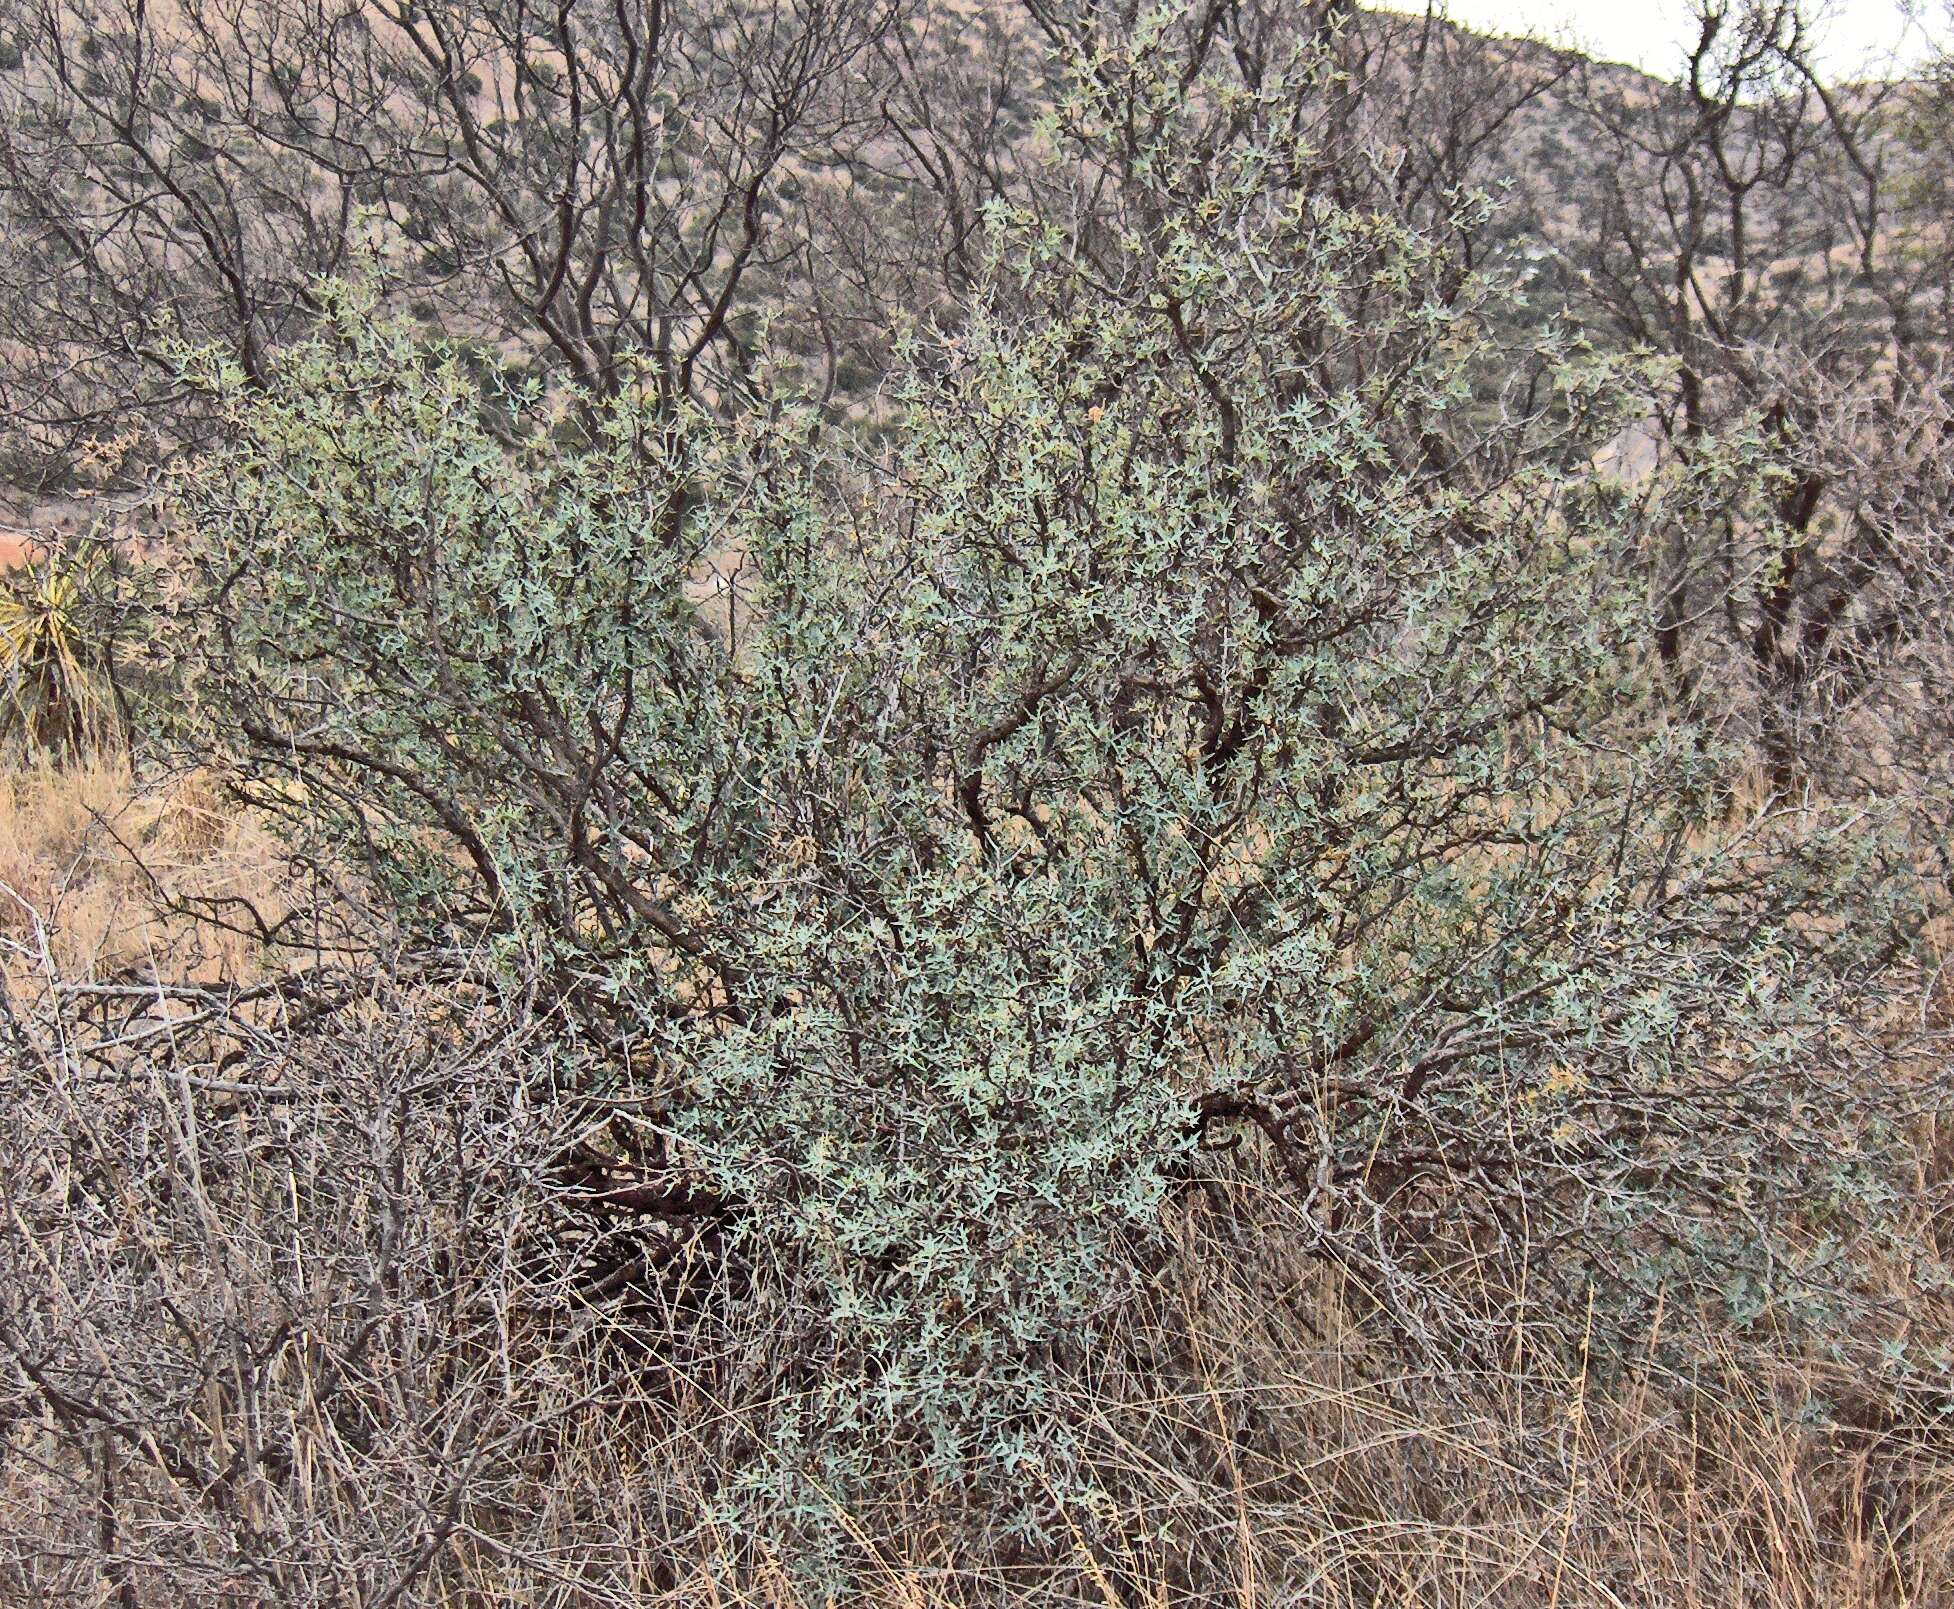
top-left (165, 12), bottom-right (1937, 1538)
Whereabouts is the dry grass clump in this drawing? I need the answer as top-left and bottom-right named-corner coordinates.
top-left (0, 751), bottom-right (277, 982)
top-left (1073, 1194), bottom-right (1954, 1609)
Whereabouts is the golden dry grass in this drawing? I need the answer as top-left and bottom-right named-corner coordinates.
top-left (0, 750), bottom-right (278, 982)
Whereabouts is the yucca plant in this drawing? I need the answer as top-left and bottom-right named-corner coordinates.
top-left (0, 536), bottom-right (119, 758)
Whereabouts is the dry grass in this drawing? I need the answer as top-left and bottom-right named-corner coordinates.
top-left (0, 749), bottom-right (278, 981)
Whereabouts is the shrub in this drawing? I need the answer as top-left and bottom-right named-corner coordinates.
top-left (162, 23), bottom-right (1940, 1546)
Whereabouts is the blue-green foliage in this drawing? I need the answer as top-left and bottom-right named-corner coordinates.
top-left (166, 8), bottom-right (1930, 1536)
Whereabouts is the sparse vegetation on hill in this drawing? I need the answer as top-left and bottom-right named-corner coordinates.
top-left (0, 1), bottom-right (1950, 1603)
